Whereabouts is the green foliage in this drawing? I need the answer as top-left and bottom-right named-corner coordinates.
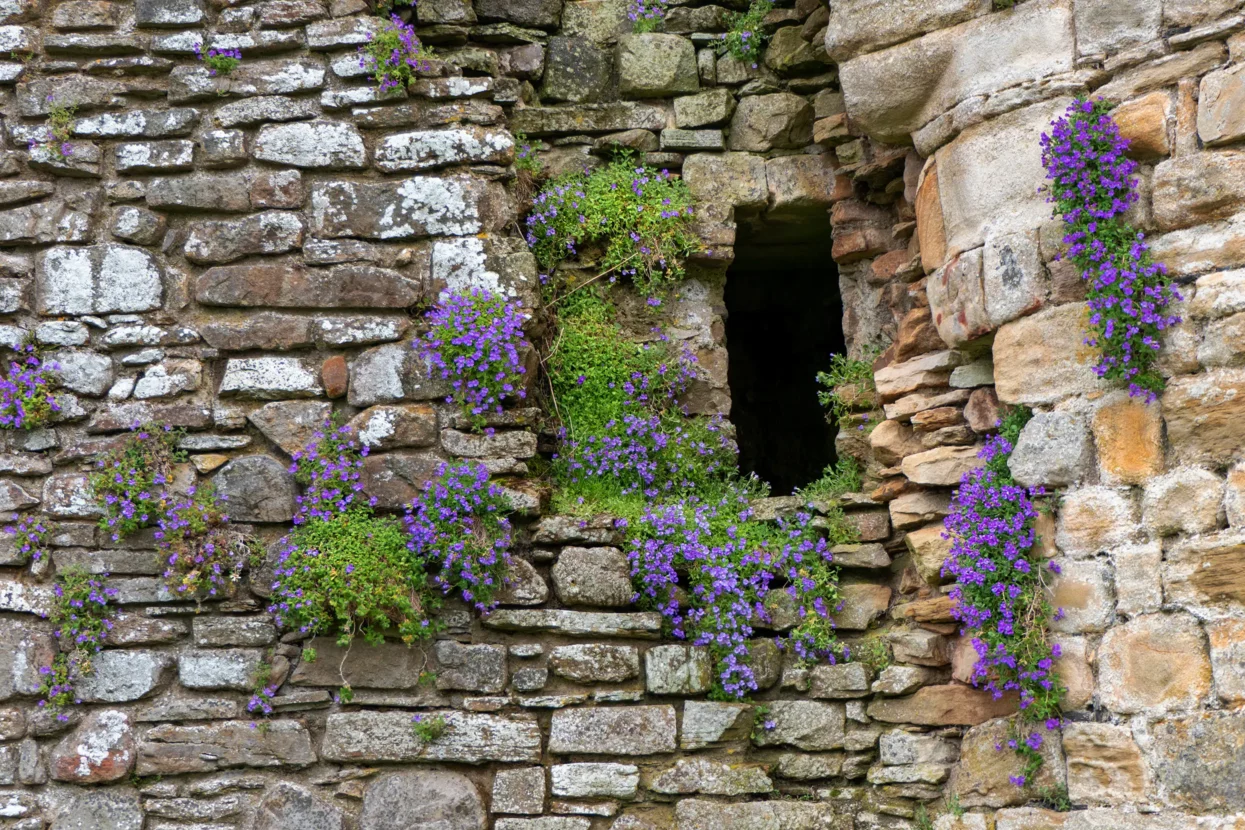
top-left (360, 13), bottom-right (432, 92)
top-left (947, 794), bottom-right (965, 818)
top-left (275, 508), bottom-right (442, 648)
top-left (41, 100), bottom-right (76, 160)
top-left (159, 486), bottom-right (260, 601)
top-left (795, 456), bottom-right (862, 501)
top-left (1038, 783), bottom-right (1072, 812)
top-left (411, 712), bottom-right (447, 743)
top-left (525, 156), bottom-right (699, 296)
top-left (513, 131), bottom-right (542, 174)
top-left (38, 568), bottom-right (117, 719)
top-left (816, 353), bottom-right (876, 430)
top-left (913, 805), bottom-right (934, 830)
top-left (89, 426), bottom-right (183, 541)
top-left (848, 635), bottom-right (891, 674)
top-left (719, 0), bottom-right (773, 67)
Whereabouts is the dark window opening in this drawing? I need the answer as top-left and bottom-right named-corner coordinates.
top-left (724, 215), bottom-right (843, 495)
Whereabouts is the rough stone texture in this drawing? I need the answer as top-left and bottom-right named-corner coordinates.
top-left (50, 710), bottom-right (135, 783)
top-left (552, 547), bottom-right (633, 608)
top-left (548, 706), bottom-right (677, 756)
top-left (360, 771), bottom-right (486, 830)
top-left (212, 455), bottom-right (296, 522)
top-left (323, 711), bottom-right (542, 763)
top-left (1098, 613), bottom-right (1212, 715)
top-left (953, 717), bottom-right (1065, 808)
top-left (1063, 723), bottom-right (1149, 806)
top-left (1008, 409), bottom-right (1093, 488)
top-left (253, 783), bottom-right (344, 830)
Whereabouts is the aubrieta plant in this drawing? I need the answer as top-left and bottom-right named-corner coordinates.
top-left (418, 288), bottom-right (530, 432)
top-left (720, 0), bottom-right (774, 69)
top-left (193, 43), bottom-right (243, 76)
top-left (6, 513), bottom-right (49, 563)
top-left (941, 408), bottom-right (1064, 786)
top-left (156, 487), bottom-right (257, 601)
top-left (290, 421), bottom-right (375, 524)
top-left (90, 425), bottom-right (182, 541)
top-left (1041, 98), bottom-right (1181, 401)
top-left (0, 345), bottom-right (60, 430)
top-left (630, 491), bottom-right (847, 698)
top-left (525, 156), bottom-right (699, 296)
top-left (628, 0), bottom-right (667, 32)
top-left (513, 132), bottom-right (542, 175)
top-left (37, 568), bottom-right (118, 720)
top-left (359, 14), bottom-right (432, 92)
top-left (405, 461), bottom-right (513, 614)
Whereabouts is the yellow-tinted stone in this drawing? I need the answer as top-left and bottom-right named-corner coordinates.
top-left (1091, 394), bottom-right (1163, 486)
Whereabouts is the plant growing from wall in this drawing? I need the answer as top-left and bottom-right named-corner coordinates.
top-left (513, 132), bottom-right (542, 175)
top-left (359, 14), bottom-right (433, 92)
top-left (156, 487), bottom-right (258, 601)
top-left (720, 0), bottom-right (774, 68)
top-left (418, 288), bottom-right (531, 432)
top-left (27, 97), bottom-right (76, 161)
top-left (90, 425), bottom-right (182, 541)
top-left (816, 352), bottom-right (877, 432)
top-left (940, 407), bottom-right (1063, 785)
top-left (525, 156), bottom-right (699, 297)
top-left (411, 712), bottom-right (447, 743)
top-left (1041, 98), bottom-right (1181, 402)
top-left (6, 513), bottom-right (49, 563)
top-left (0, 345), bottom-right (59, 430)
top-left (37, 568), bottom-right (118, 721)
top-left (290, 421), bottom-right (376, 523)
top-left (193, 43), bottom-right (243, 76)
top-left (627, 0), bottom-right (667, 32)
top-left (795, 456), bottom-right (863, 502)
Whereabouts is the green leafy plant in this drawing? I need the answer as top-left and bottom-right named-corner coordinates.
top-left (157, 486), bottom-right (258, 601)
top-left (38, 568), bottom-right (118, 720)
top-left (513, 131), bottom-right (542, 175)
top-left (194, 43), bottom-right (242, 76)
top-left (816, 353), bottom-right (876, 430)
top-left (947, 794), bottom-right (965, 818)
top-left (28, 97), bottom-right (76, 161)
top-left (359, 14), bottom-right (432, 92)
top-left (1038, 783), bottom-right (1072, 812)
top-left (795, 456), bottom-right (862, 501)
top-left (913, 805), bottom-right (934, 830)
top-left (0, 344), bottom-right (60, 429)
top-left (719, 0), bottom-right (773, 68)
top-left (6, 513), bottom-right (49, 564)
top-left (89, 426), bottom-right (183, 542)
top-left (848, 635), bottom-right (891, 673)
top-left (411, 712), bottom-right (447, 743)
top-left (525, 155), bottom-right (699, 296)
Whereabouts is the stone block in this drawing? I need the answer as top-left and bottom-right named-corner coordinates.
top-left (1008, 409), bottom-right (1093, 488)
top-left (376, 126), bottom-right (514, 172)
top-left (211, 455), bottom-right (296, 522)
top-left (36, 244), bottom-right (163, 315)
top-left (253, 782), bottom-right (344, 830)
top-left (549, 644), bottom-right (639, 684)
top-left (680, 701), bottom-right (753, 749)
top-left (682, 151), bottom-right (769, 209)
top-left (1074, 0), bottom-right (1160, 56)
top-left (1091, 393), bottom-right (1163, 485)
top-left (434, 641), bottom-right (507, 694)
top-left (322, 711), bottom-right (541, 763)
top-left (50, 710), bottom-right (135, 784)
top-left (835, 582), bottom-right (892, 630)
top-left (618, 34), bottom-right (698, 98)
top-left (824, 0), bottom-right (989, 61)
top-left (542, 36), bottom-right (610, 103)
top-left (901, 445), bottom-right (980, 486)
top-left (1098, 612), bottom-right (1211, 715)
top-left (493, 767), bottom-right (545, 815)
top-left (76, 650), bottom-right (168, 703)
top-left (1164, 530), bottom-right (1245, 613)
top-left (952, 716), bottom-right (1065, 808)
top-left (1208, 618), bottom-right (1245, 705)
top-left (993, 303), bottom-right (1106, 405)
top-left (644, 645), bottom-right (711, 695)
top-left (651, 757), bottom-right (772, 795)
top-left (751, 700), bottom-right (845, 751)
top-left (548, 706), bottom-right (676, 755)
top-left (867, 684), bottom-right (1017, 726)
top-left (360, 770), bottom-right (485, 830)
top-left (1153, 151), bottom-right (1245, 232)
top-left (184, 211), bottom-right (305, 264)
top-left (177, 649), bottom-right (262, 691)
top-left (1150, 710), bottom-right (1245, 812)
top-left (675, 88), bottom-right (735, 128)
top-left (1162, 368), bottom-right (1245, 465)
top-left (1047, 557), bottom-right (1114, 634)
top-left (1199, 63), bottom-right (1245, 147)
top-left (1113, 541), bottom-right (1162, 617)
top-left (1141, 467), bottom-right (1224, 536)
top-left (1055, 486), bottom-right (1138, 557)
top-left (904, 522), bottom-right (952, 584)
top-left (551, 763), bottom-right (639, 798)
top-left (552, 546), bottom-right (633, 607)
top-left (727, 92), bottom-right (813, 151)
top-left (1114, 90), bottom-right (1172, 160)
top-left (310, 175), bottom-right (509, 240)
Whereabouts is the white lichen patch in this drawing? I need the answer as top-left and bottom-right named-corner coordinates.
top-left (375, 127), bottom-right (514, 172)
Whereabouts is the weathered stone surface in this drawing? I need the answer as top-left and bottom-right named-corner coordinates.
top-left (1164, 531), bottom-right (1245, 612)
top-left (0, 621), bottom-right (55, 700)
top-left (361, 770), bottom-right (486, 830)
top-left (809, 663), bottom-right (872, 699)
top-left (1153, 152), bottom-right (1245, 232)
top-left (675, 88), bottom-right (735, 129)
top-left (36, 244), bottom-right (162, 315)
top-left (493, 767), bottom-right (545, 815)
top-left (137, 721), bottom-right (315, 775)
top-left (253, 782), bottom-right (344, 830)
top-left (952, 716), bottom-right (1065, 808)
top-left (901, 445), bottom-right (979, 486)
top-left (1062, 722), bottom-right (1148, 806)
top-left (751, 700), bottom-right (844, 751)
top-left (552, 546), bottom-right (633, 607)
top-left (76, 650), bottom-right (168, 703)
top-left (835, 582), bottom-right (892, 630)
top-left (824, 0), bottom-right (988, 61)
top-left (346, 404), bottom-right (438, 451)
top-left (434, 641), bottom-right (507, 694)
top-left (247, 401), bottom-right (332, 455)
top-left (184, 211), bottom-right (306, 264)
top-left (993, 303), bottom-right (1106, 405)
top-left (839, 5), bottom-right (1073, 144)
top-left (867, 684), bottom-right (1016, 726)
top-left (1099, 613), bottom-right (1211, 715)
top-left (212, 455), bottom-right (296, 522)
top-left (675, 799), bottom-right (843, 830)
top-left (177, 649), bottom-right (261, 692)
top-left (548, 706), bottom-right (676, 755)
top-left (618, 34), bottom-right (698, 98)
top-left (680, 701), bottom-right (752, 750)
top-left (50, 710), bottom-right (135, 783)
top-left (377, 126), bottom-right (514, 172)
top-left (147, 172), bottom-right (251, 212)
top-left (1163, 368), bottom-right (1245, 465)
top-left (1091, 394), bottom-right (1163, 485)
top-left (253, 120), bottom-right (367, 169)
top-left (1048, 558), bottom-right (1115, 634)
top-left (1142, 467), bottom-right (1224, 536)
top-left (728, 93), bottom-right (814, 152)
top-left (510, 102), bottom-right (667, 136)
top-left (41, 786), bottom-right (143, 830)
top-left (1208, 617), bottom-right (1245, 704)
top-left (541, 35), bottom-right (610, 103)
top-left (290, 639), bottom-right (437, 690)
top-left (221, 357), bottom-right (322, 400)
top-left (550, 644), bottom-right (639, 683)
top-left (651, 757), bottom-right (772, 795)
top-left (324, 710), bottom-right (541, 763)
top-left (1008, 410), bottom-right (1093, 488)
top-left (310, 175), bottom-right (509, 240)
top-left (645, 645), bottom-right (712, 695)
top-left (1151, 710), bottom-right (1245, 812)
top-left (1055, 486), bottom-right (1138, 556)
top-left (904, 522), bottom-right (952, 585)
top-left (552, 763), bottom-right (639, 798)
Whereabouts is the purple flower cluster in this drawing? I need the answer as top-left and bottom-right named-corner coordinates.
top-left (289, 422), bottom-right (376, 523)
top-left (37, 569), bottom-right (118, 720)
top-left (405, 461), bottom-right (513, 614)
top-left (90, 425), bottom-right (179, 541)
top-left (1041, 98), bottom-right (1182, 401)
top-left (193, 42), bottom-right (243, 76)
top-left (6, 512), bottom-right (48, 562)
top-left (156, 487), bottom-right (254, 600)
top-left (627, 0), bottom-right (667, 32)
top-left (941, 412), bottom-right (1064, 784)
top-left (0, 345), bottom-right (59, 430)
top-left (359, 14), bottom-right (432, 92)
top-left (418, 288), bottom-right (530, 431)
top-left (629, 494), bottom-right (841, 698)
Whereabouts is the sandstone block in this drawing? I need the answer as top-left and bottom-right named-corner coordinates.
top-left (1047, 557), bottom-right (1114, 634)
top-left (1162, 368), bottom-right (1245, 465)
top-left (953, 717), bottom-right (1064, 808)
top-left (1208, 618), bottom-right (1245, 705)
top-left (1099, 612), bottom-right (1211, 715)
top-left (1008, 409), bottom-right (1093, 488)
top-left (1055, 486), bottom-right (1138, 557)
top-left (993, 302), bottom-right (1105, 405)
top-left (1114, 90), bottom-right (1171, 160)
top-left (867, 684), bottom-right (1017, 726)
top-left (1163, 531), bottom-right (1245, 613)
top-left (1113, 541), bottom-right (1163, 617)
top-left (1091, 394), bottom-right (1163, 485)
top-left (1150, 710), bottom-right (1245, 812)
top-left (901, 445), bottom-right (980, 486)
top-left (1199, 64), bottom-right (1245, 147)
top-left (1142, 467), bottom-right (1224, 536)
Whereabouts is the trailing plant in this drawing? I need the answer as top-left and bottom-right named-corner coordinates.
top-left (1041, 98), bottom-right (1181, 402)
top-left (404, 461), bottom-right (513, 614)
top-left (795, 456), bottom-right (862, 501)
top-left (627, 0), bottom-right (667, 32)
top-left (720, 0), bottom-right (773, 68)
top-left (247, 656), bottom-right (278, 716)
top-left (940, 407), bottom-right (1063, 785)
top-left (816, 352), bottom-right (876, 431)
top-left (629, 490), bottom-right (847, 698)
top-left (525, 156), bottom-right (699, 296)
top-left (37, 568), bottom-right (118, 721)
top-left (193, 43), bottom-right (242, 76)
top-left (28, 97), bottom-right (76, 161)
top-left (90, 425), bottom-right (182, 542)
top-left (156, 486), bottom-right (257, 601)
top-left (417, 288), bottom-right (530, 432)
top-left (289, 421), bottom-right (375, 524)
top-left (6, 512), bottom-right (49, 563)
top-left (0, 345), bottom-right (59, 429)
top-left (411, 712), bottom-right (447, 743)
top-left (359, 14), bottom-right (432, 92)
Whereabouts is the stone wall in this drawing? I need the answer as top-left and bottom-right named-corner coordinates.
top-left (0, 1), bottom-right (1243, 830)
